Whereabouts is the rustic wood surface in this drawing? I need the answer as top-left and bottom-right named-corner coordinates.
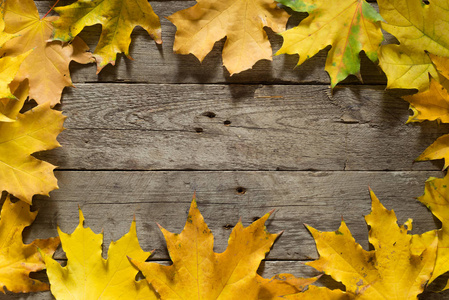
top-left (4, 1), bottom-right (449, 299)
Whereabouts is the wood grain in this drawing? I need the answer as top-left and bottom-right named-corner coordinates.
top-left (33, 83), bottom-right (448, 171)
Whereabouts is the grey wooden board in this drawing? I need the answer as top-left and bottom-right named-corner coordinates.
top-left (33, 83), bottom-right (449, 171)
top-left (32, 1), bottom-right (390, 85)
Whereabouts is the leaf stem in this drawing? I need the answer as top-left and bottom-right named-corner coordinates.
top-left (43, 0), bottom-right (60, 19)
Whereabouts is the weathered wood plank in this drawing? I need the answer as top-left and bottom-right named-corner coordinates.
top-left (32, 1), bottom-right (389, 85)
top-left (21, 170), bottom-right (442, 262)
top-left (34, 84), bottom-right (448, 171)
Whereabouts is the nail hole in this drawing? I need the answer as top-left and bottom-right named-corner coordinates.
top-left (224, 120), bottom-right (231, 126)
top-left (194, 127), bottom-right (203, 133)
top-left (236, 187), bottom-right (246, 194)
top-left (223, 224), bottom-right (234, 230)
top-left (252, 217), bottom-right (260, 222)
top-left (202, 111), bottom-right (216, 118)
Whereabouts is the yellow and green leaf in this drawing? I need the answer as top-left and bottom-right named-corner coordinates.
top-left (53, 0), bottom-right (161, 73)
top-left (1, 0), bottom-right (94, 106)
top-left (377, 0), bottom-right (449, 91)
top-left (277, 0), bottom-right (383, 87)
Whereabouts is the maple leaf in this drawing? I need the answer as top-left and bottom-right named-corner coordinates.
top-left (132, 197), bottom-right (316, 299)
top-left (167, 0), bottom-right (289, 75)
top-left (432, 54), bottom-right (449, 80)
top-left (0, 0), bottom-right (94, 106)
top-left (407, 174), bottom-right (449, 291)
top-left (404, 78), bottom-right (449, 123)
top-left (0, 3), bottom-right (14, 49)
top-left (0, 195), bottom-right (60, 293)
top-left (416, 134), bottom-right (449, 170)
top-left (377, 0), bottom-right (449, 91)
top-left (257, 274), bottom-right (319, 299)
top-left (45, 209), bottom-right (155, 299)
top-left (378, 44), bottom-right (439, 92)
top-left (282, 285), bottom-right (350, 299)
top-left (52, 0), bottom-right (162, 73)
top-left (276, 0), bottom-right (383, 88)
top-left (0, 50), bottom-right (30, 122)
top-left (0, 81), bottom-right (65, 203)
top-left (404, 55), bottom-right (449, 168)
top-left (307, 189), bottom-right (437, 299)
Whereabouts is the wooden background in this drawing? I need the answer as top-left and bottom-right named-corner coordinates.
top-left (6, 1), bottom-right (449, 299)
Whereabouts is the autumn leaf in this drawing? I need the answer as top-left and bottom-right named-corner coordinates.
top-left (416, 134), bottom-right (449, 170)
top-left (432, 54), bottom-right (449, 80)
top-left (283, 285), bottom-right (350, 300)
top-left (404, 78), bottom-right (449, 123)
top-left (276, 0), bottom-right (383, 88)
top-left (0, 81), bottom-right (65, 203)
top-left (307, 189), bottom-right (437, 299)
top-left (0, 0), bottom-right (94, 106)
top-left (257, 274), bottom-right (319, 299)
top-left (404, 55), bottom-right (449, 167)
top-left (53, 0), bottom-right (161, 73)
top-left (45, 209), bottom-right (155, 299)
top-left (132, 197), bottom-right (316, 299)
top-left (0, 195), bottom-right (60, 293)
top-left (0, 50), bottom-right (30, 122)
top-left (378, 44), bottom-right (439, 92)
top-left (406, 174), bottom-right (449, 291)
top-left (0, 3), bottom-right (14, 49)
top-left (167, 0), bottom-right (289, 75)
top-left (377, 0), bottom-right (449, 91)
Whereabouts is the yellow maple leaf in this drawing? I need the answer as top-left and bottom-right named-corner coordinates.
top-left (283, 285), bottom-right (350, 300)
top-left (53, 0), bottom-right (161, 73)
top-left (432, 54), bottom-right (449, 80)
top-left (0, 81), bottom-right (65, 203)
top-left (377, 0), bottom-right (449, 91)
top-left (404, 54), bottom-right (449, 167)
top-left (276, 0), bottom-right (383, 88)
top-left (0, 50), bottom-right (30, 122)
top-left (404, 78), bottom-right (449, 123)
top-left (45, 209), bottom-right (155, 299)
top-left (167, 0), bottom-right (289, 75)
top-left (307, 190), bottom-right (437, 299)
top-left (0, 195), bottom-right (60, 293)
top-left (409, 175), bottom-right (449, 290)
top-left (378, 44), bottom-right (439, 92)
top-left (257, 274), bottom-right (319, 299)
top-left (416, 134), bottom-right (449, 169)
top-left (0, 3), bottom-right (14, 49)
top-left (132, 197), bottom-right (316, 299)
top-left (409, 174), bottom-right (449, 291)
top-left (0, 0), bottom-right (94, 106)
